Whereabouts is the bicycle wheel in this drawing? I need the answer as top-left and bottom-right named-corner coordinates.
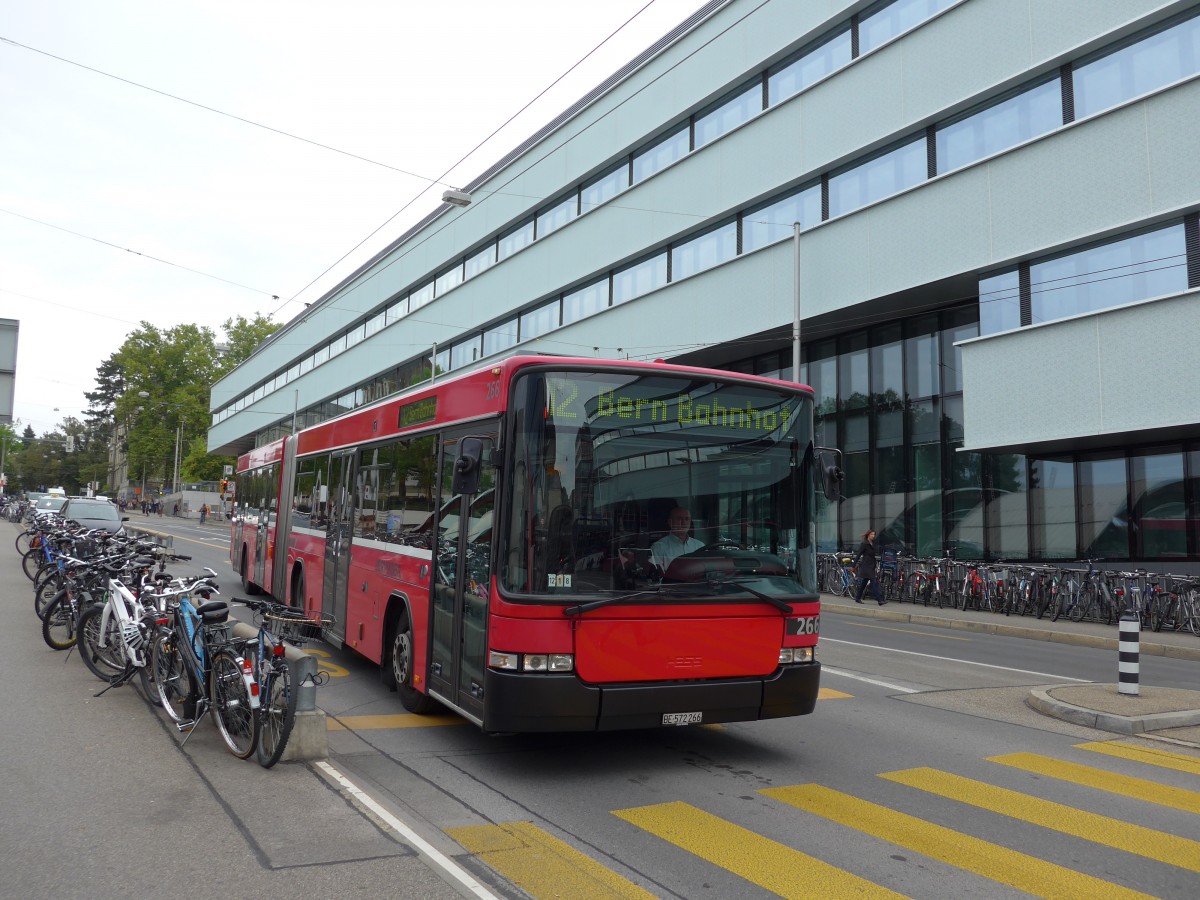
top-left (77, 605), bottom-right (128, 682)
top-left (135, 617), bottom-right (161, 707)
top-left (153, 631), bottom-right (196, 725)
top-left (41, 591), bottom-right (78, 650)
top-left (34, 574), bottom-right (63, 620)
top-left (210, 649), bottom-right (258, 759)
top-left (1069, 585), bottom-right (1093, 623)
top-left (21, 548), bottom-right (45, 581)
top-left (1185, 591), bottom-right (1200, 637)
top-left (15, 529), bottom-right (34, 554)
top-left (256, 662), bottom-right (297, 768)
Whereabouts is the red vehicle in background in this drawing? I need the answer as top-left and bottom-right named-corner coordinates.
top-left (231, 355), bottom-right (831, 733)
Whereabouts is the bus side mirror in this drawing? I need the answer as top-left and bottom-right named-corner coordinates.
top-left (452, 437), bottom-right (486, 494)
top-left (816, 447), bottom-right (844, 502)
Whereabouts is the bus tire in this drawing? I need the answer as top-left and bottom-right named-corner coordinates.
top-left (387, 606), bottom-right (437, 715)
top-left (240, 546), bottom-right (263, 596)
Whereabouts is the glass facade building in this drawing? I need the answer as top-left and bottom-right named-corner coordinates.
top-left (211, 0), bottom-right (1200, 567)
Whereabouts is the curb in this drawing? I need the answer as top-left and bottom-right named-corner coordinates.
top-left (821, 602), bottom-right (1200, 662)
top-left (1026, 687), bottom-right (1200, 735)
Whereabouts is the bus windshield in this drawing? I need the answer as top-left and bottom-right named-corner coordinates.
top-left (502, 368), bottom-right (817, 600)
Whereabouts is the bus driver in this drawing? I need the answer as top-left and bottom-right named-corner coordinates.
top-left (650, 507), bottom-right (704, 572)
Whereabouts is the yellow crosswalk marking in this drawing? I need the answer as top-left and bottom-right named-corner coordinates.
top-left (447, 821), bottom-right (654, 899)
top-left (614, 800), bottom-right (901, 899)
top-left (989, 752), bottom-right (1200, 815)
top-left (326, 713), bottom-right (464, 730)
top-left (882, 767), bottom-right (1200, 873)
top-left (1076, 740), bottom-right (1200, 777)
top-left (763, 784), bottom-right (1155, 900)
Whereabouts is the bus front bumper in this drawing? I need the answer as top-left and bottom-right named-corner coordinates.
top-left (481, 662), bottom-right (820, 733)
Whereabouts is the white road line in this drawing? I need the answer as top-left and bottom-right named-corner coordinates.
top-left (820, 666), bottom-right (919, 693)
top-left (315, 760), bottom-right (501, 900)
top-left (820, 637), bottom-right (1090, 682)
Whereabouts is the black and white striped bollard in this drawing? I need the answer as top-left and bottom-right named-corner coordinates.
top-left (1118, 610), bottom-right (1140, 697)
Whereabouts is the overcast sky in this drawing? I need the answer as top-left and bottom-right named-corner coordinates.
top-left (1, 0), bottom-right (711, 436)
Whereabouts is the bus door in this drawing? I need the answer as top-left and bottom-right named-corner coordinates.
top-left (253, 463), bottom-right (275, 592)
top-left (428, 431), bottom-right (496, 721)
top-left (320, 450), bottom-right (355, 646)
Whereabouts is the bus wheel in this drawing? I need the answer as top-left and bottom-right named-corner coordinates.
top-left (390, 610), bottom-right (437, 714)
top-left (240, 547), bottom-right (262, 596)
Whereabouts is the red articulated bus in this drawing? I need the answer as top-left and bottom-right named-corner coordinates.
top-left (231, 355), bottom-right (829, 732)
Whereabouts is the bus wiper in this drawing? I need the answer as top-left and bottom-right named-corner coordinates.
top-left (704, 575), bottom-right (794, 613)
top-left (562, 585), bottom-right (690, 617)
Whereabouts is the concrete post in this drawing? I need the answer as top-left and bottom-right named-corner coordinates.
top-left (1118, 610), bottom-right (1140, 696)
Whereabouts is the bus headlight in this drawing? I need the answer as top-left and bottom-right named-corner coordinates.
top-left (489, 651), bottom-right (575, 673)
top-left (488, 651), bottom-right (519, 670)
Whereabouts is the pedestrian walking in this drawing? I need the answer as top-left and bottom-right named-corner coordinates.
top-left (853, 528), bottom-right (887, 605)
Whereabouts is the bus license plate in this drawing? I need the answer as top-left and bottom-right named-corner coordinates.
top-left (662, 711), bottom-right (702, 726)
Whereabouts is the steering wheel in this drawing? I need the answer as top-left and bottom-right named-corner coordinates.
top-left (699, 538), bottom-right (743, 552)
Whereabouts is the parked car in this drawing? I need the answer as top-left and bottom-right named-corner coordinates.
top-left (30, 496), bottom-right (67, 519)
top-left (59, 497), bottom-right (128, 534)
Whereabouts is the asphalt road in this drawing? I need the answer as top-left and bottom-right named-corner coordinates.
top-left (9, 517), bottom-right (1200, 899)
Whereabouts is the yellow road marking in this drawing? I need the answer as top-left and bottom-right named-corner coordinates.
top-left (764, 784), bottom-right (1155, 900)
top-left (883, 767), bottom-right (1200, 873)
top-left (818, 687), bottom-right (853, 699)
top-left (846, 622), bottom-right (971, 640)
top-left (327, 713), bottom-right (465, 731)
top-left (330, 689), bottom-right (850, 733)
top-left (302, 647), bottom-right (350, 677)
top-left (989, 752), bottom-right (1200, 815)
top-left (1076, 740), bottom-right (1200, 777)
top-left (613, 800), bottom-right (902, 899)
top-left (448, 821), bottom-right (655, 900)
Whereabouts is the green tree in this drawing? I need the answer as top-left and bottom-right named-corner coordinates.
top-left (218, 314), bottom-right (277, 374)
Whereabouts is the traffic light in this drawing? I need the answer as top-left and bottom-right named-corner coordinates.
top-left (220, 479), bottom-right (228, 497)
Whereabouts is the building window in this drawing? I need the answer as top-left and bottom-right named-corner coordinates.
top-left (631, 127), bottom-right (689, 184)
top-left (536, 194), bottom-right (577, 239)
top-left (1030, 224), bottom-right (1188, 325)
top-left (498, 220), bottom-right (535, 261)
top-left (1073, 13), bottom-right (1200, 120)
top-left (520, 300), bottom-right (559, 340)
top-left (859, 0), bottom-right (958, 56)
top-left (612, 253), bottom-right (667, 305)
top-left (465, 243), bottom-right (497, 280)
top-left (741, 185), bottom-right (821, 253)
top-left (828, 138), bottom-right (926, 218)
top-left (1130, 450), bottom-right (1187, 559)
top-left (366, 310), bottom-right (386, 337)
top-left (1029, 458), bottom-right (1076, 559)
top-left (671, 221), bottom-right (737, 281)
top-left (386, 297), bottom-right (408, 325)
top-left (694, 83), bottom-right (760, 150)
top-left (978, 270), bottom-right (1021, 336)
top-left (767, 29), bottom-right (852, 105)
top-left (562, 281), bottom-right (608, 325)
top-left (1078, 455), bottom-right (1129, 559)
top-left (435, 263), bottom-right (463, 297)
top-left (483, 320), bottom-right (519, 356)
top-left (936, 79), bottom-right (1062, 174)
top-left (940, 307), bottom-right (977, 395)
top-left (410, 282), bottom-right (434, 312)
top-left (450, 338), bottom-right (480, 371)
top-left (581, 165), bottom-right (627, 213)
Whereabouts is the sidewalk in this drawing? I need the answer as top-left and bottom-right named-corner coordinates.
top-left (820, 591), bottom-right (1200, 748)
